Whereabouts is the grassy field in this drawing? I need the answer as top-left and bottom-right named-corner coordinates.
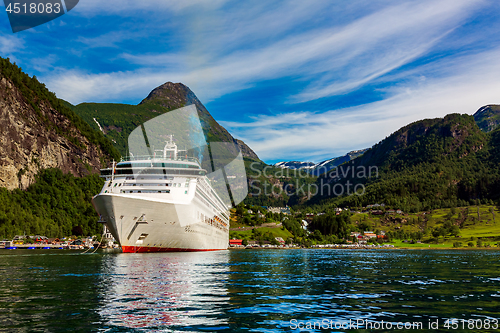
top-left (385, 205), bottom-right (500, 249)
top-left (228, 207), bottom-right (290, 242)
top-left (350, 205), bottom-right (500, 242)
top-left (229, 226), bottom-right (293, 241)
top-left (230, 204), bottom-right (500, 248)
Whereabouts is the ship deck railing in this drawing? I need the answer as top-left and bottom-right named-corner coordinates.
top-left (120, 155), bottom-right (200, 164)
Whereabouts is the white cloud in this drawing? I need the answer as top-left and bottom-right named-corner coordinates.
top-left (72, 0), bottom-right (228, 16)
top-left (76, 31), bottom-right (140, 48)
top-left (45, 0), bottom-right (483, 105)
top-left (222, 47), bottom-right (500, 162)
top-left (36, 0), bottom-right (498, 164)
top-left (0, 34), bottom-right (23, 55)
top-left (44, 69), bottom-right (176, 103)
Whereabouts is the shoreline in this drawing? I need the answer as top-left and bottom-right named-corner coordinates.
top-left (228, 245), bottom-right (500, 250)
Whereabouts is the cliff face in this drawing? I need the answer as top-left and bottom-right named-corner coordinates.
top-left (474, 105), bottom-right (500, 133)
top-left (236, 139), bottom-right (259, 160)
top-left (0, 73), bottom-right (108, 190)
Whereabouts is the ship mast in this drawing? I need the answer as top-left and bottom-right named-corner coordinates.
top-left (163, 135), bottom-right (178, 160)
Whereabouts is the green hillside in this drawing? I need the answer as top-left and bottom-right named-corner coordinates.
top-left (68, 102), bottom-right (165, 156)
top-left (69, 82), bottom-right (253, 158)
top-left (0, 57), bottom-right (120, 161)
top-left (2, 57), bottom-right (500, 243)
top-left (0, 58), bottom-right (120, 239)
top-left (474, 105), bottom-right (500, 132)
top-left (229, 202), bottom-right (500, 248)
top-left (306, 114), bottom-right (500, 212)
top-left (0, 168), bottom-right (104, 238)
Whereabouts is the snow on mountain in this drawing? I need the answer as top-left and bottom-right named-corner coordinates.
top-left (273, 149), bottom-right (368, 176)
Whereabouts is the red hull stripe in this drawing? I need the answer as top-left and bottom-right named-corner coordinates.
top-left (121, 246), bottom-right (225, 253)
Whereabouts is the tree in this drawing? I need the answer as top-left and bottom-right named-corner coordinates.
top-left (236, 205), bottom-right (244, 216)
top-left (450, 225), bottom-right (460, 237)
top-left (72, 225), bottom-right (84, 236)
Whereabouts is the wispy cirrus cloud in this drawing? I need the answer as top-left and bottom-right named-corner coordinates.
top-left (7, 0), bottom-right (499, 163)
top-left (45, 0), bottom-right (482, 105)
top-left (73, 0), bottom-right (229, 16)
top-left (221, 46), bottom-right (500, 162)
top-left (0, 34), bottom-right (23, 55)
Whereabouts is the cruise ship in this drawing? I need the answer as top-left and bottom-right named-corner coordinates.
top-left (92, 135), bottom-right (231, 253)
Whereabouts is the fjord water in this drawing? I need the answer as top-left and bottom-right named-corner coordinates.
top-left (1, 250), bottom-right (499, 332)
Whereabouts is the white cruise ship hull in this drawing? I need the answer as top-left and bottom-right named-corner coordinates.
top-left (92, 193), bottom-right (229, 253)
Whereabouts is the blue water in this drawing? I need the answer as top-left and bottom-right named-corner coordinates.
top-left (0, 249), bottom-right (500, 332)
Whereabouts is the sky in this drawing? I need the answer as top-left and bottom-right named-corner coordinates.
top-left (1, 0), bottom-right (500, 164)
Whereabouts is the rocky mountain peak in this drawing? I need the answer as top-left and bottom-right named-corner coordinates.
top-left (473, 104), bottom-right (500, 132)
top-left (139, 82), bottom-right (193, 109)
top-left (139, 81), bottom-right (260, 161)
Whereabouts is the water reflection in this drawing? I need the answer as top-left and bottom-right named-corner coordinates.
top-left (1, 249), bottom-right (500, 332)
top-left (98, 251), bottom-right (230, 331)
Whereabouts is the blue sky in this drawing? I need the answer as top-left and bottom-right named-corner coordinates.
top-left (2, 0), bottom-right (500, 163)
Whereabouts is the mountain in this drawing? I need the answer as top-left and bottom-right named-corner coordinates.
top-left (473, 105), bottom-right (500, 133)
top-left (307, 113), bottom-right (500, 212)
top-left (350, 113), bottom-right (486, 171)
top-left (0, 57), bottom-right (121, 238)
top-left (274, 161), bottom-right (316, 169)
top-left (274, 149), bottom-right (368, 176)
top-left (70, 82), bottom-right (260, 161)
top-left (0, 57), bottom-right (119, 190)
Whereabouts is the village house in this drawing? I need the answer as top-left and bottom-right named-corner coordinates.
top-left (363, 231), bottom-right (377, 239)
top-left (12, 235), bottom-right (25, 244)
top-left (229, 239), bottom-right (243, 247)
top-left (267, 206), bottom-right (291, 215)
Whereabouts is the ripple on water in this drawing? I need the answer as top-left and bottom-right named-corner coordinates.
top-left (1, 249), bottom-right (500, 331)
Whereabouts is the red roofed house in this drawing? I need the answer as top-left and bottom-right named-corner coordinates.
top-left (229, 239), bottom-right (243, 246)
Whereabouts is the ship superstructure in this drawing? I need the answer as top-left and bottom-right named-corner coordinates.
top-left (92, 136), bottom-right (230, 252)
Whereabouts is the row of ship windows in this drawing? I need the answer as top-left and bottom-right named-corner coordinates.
top-left (103, 189), bottom-right (191, 195)
top-left (116, 163), bottom-right (199, 169)
top-left (120, 190), bottom-right (171, 194)
top-left (197, 211), bottom-right (228, 230)
top-left (125, 176), bottom-right (174, 180)
top-left (109, 182), bottom-right (189, 188)
top-left (199, 179), bottom-right (227, 210)
top-left (195, 191), bottom-right (217, 214)
top-left (195, 191), bottom-right (229, 221)
top-left (102, 169), bottom-right (206, 176)
top-left (197, 188), bottom-right (226, 215)
top-left (114, 183), bottom-right (188, 187)
top-left (103, 190), bottom-right (171, 194)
